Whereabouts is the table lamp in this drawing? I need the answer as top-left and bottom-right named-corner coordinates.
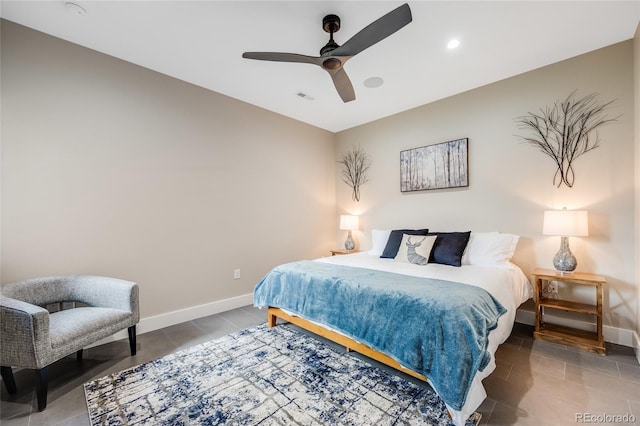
top-left (339, 215), bottom-right (359, 251)
top-left (542, 208), bottom-right (588, 273)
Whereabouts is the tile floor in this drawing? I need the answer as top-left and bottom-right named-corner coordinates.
top-left (1, 306), bottom-right (638, 425)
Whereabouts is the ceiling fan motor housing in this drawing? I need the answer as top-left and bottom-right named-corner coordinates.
top-left (322, 57), bottom-right (342, 70)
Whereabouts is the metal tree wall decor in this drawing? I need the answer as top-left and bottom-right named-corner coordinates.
top-left (338, 146), bottom-right (371, 202)
top-left (514, 92), bottom-right (619, 188)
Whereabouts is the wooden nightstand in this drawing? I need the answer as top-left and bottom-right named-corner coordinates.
top-left (533, 268), bottom-right (606, 355)
top-left (330, 249), bottom-right (357, 256)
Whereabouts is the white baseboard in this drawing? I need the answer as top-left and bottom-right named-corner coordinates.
top-left (515, 309), bottom-right (636, 348)
top-left (88, 293), bottom-right (254, 348)
top-left (92, 298), bottom-right (638, 350)
top-left (136, 293), bottom-right (255, 334)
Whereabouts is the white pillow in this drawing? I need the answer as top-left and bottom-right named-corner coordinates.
top-left (395, 234), bottom-right (437, 265)
top-left (461, 232), bottom-right (519, 265)
top-left (369, 229), bottom-right (391, 256)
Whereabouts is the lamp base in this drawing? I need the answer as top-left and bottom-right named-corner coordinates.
top-left (344, 231), bottom-right (355, 251)
top-left (552, 236), bottom-right (577, 273)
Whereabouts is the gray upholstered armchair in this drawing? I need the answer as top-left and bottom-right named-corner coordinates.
top-left (0, 275), bottom-right (139, 411)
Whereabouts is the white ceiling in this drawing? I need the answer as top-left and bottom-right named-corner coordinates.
top-left (2, 1), bottom-right (639, 132)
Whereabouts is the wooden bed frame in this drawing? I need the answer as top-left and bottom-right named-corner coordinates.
top-left (266, 307), bottom-right (428, 383)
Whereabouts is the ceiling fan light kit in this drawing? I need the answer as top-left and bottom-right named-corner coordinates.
top-left (242, 3), bottom-right (412, 103)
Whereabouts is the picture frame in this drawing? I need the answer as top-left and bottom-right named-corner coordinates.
top-left (400, 138), bottom-right (468, 192)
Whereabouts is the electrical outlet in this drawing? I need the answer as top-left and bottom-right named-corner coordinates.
top-left (234, 269), bottom-right (241, 280)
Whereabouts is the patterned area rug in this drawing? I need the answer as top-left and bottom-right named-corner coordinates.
top-left (84, 324), bottom-right (480, 425)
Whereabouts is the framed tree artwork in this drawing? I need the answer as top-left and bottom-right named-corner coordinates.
top-left (400, 138), bottom-right (468, 192)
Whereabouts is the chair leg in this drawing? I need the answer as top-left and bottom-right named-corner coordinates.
top-left (1, 366), bottom-right (17, 394)
top-left (35, 367), bottom-right (48, 411)
top-left (128, 325), bottom-right (137, 356)
top-left (76, 349), bottom-right (83, 362)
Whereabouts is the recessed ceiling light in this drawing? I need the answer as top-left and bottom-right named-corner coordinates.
top-left (447, 39), bottom-right (460, 49)
top-left (65, 2), bottom-right (86, 16)
top-left (364, 77), bottom-right (384, 89)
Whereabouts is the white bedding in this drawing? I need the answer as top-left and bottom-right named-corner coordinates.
top-left (312, 252), bottom-right (533, 426)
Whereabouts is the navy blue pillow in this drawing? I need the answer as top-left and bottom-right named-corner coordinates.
top-left (380, 229), bottom-right (429, 258)
top-left (427, 231), bottom-right (471, 267)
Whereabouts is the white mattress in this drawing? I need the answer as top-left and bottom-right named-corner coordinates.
top-left (312, 252), bottom-right (533, 426)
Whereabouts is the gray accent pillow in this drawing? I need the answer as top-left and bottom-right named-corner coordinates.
top-left (380, 228), bottom-right (429, 258)
top-left (394, 234), bottom-right (437, 265)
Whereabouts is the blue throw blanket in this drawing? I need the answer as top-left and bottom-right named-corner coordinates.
top-left (253, 260), bottom-right (506, 411)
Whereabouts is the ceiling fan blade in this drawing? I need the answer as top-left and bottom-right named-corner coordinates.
top-left (331, 3), bottom-right (412, 57)
top-left (328, 67), bottom-right (355, 103)
top-left (242, 52), bottom-right (322, 66)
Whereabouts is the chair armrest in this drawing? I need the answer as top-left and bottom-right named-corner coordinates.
top-left (68, 276), bottom-right (139, 322)
top-left (0, 296), bottom-right (51, 369)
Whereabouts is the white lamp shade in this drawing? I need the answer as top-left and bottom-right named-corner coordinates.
top-left (543, 210), bottom-right (588, 237)
top-left (339, 215), bottom-right (359, 231)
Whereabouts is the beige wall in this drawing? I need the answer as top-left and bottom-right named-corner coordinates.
top-left (336, 41), bottom-right (636, 331)
top-left (2, 19), bottom-right (638, 337)
top-left (635, 23), bottom-right (640, 348)
top-left (0, 21), bottom-right (336, 318)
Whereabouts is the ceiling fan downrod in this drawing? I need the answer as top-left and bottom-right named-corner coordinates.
top-left (320, 14), bottom-right (342, 69)
top-left (320, 14), bottom-right (340, 56)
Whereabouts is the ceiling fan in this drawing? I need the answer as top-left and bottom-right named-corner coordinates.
top-left (242, 3), bottom-right (412, 103)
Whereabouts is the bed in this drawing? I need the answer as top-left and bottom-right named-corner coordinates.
top-left (254, 231), bottom-right (533, 426)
